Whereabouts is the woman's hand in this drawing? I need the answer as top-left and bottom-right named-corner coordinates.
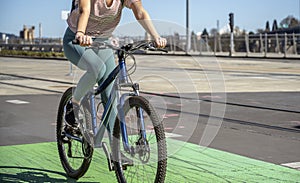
top-left (75, 31), bottom-right (93, 46)
top-left (155, 37), bottom-right (167, 48)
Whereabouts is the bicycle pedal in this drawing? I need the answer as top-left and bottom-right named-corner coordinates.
top-left (102, 142), bottom-right (114, 171)
top-left (121, 153), bottom-right (134, 170)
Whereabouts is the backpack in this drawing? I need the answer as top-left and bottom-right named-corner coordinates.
top-left (71, 0), bottom-right (125, 12)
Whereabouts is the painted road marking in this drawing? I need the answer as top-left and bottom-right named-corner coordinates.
top-left (163, 113), bottom-right (179, 119)
top-left (6, 100), bottom-right (30, 104)
top-left (165, 132), bottom-right (182, 138)
top-left (281, 162), bottom-right (300, 170)
top-left (201, 95), bottom-right (222, 99)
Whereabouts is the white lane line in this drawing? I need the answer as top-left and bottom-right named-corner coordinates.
top-left (281, 162), bottom-right (300, 170)
top-left (6, 100), bottom-right (30, 105)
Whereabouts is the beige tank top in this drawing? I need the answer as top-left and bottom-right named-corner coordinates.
top-left (67, 0), bottom-right (139, 38)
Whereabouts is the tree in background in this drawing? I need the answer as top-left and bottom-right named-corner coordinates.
top-left (265, 21), bottom-right (270, 32)
top-left (201, 28), bottom-right (209, 38)
top-left (272, 19), bottom-right (278, 31)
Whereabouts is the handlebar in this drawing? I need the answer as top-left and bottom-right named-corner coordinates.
top-left (72, 39), bottom-right (168, 53)
top-left (129, 41), bottom-right (168, 53)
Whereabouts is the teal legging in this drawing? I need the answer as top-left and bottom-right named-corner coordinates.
top-left (63, 28), bottom-right (117, 129)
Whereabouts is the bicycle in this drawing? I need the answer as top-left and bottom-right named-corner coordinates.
top-left (56, 40), bottom-right (168, 182)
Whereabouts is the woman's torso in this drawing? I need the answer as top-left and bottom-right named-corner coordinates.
top-left (67, 0), bottom-right (124, 38)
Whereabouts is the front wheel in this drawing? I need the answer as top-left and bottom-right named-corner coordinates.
top-left (112, 96), bottom-right (167, 183)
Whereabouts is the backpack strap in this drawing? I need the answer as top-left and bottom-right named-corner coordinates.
top-left (71, 0), bottom-right (76, 12)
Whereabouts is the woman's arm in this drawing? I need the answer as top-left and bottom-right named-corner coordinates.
top-left (76, 0), bottom-right (92, 46)
top-left (131, 1), bottom-right (167, 48)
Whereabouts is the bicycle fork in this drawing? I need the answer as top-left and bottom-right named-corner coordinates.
top-left (118, 84), bottom-right (149, 157)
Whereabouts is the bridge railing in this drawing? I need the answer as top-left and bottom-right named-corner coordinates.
top-left (1, 33), bottom-right (299, 57)
top-left (118, 33), bottom-right (300, 57)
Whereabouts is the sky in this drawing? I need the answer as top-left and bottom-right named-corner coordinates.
top-left (0, 0), bottom-right (299, 38)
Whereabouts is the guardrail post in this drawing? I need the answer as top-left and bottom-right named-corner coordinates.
top-left (284, 33), bottom-right (287, 58)
top-left (275, 33), bottom-right (280, 54)
top-left (260, 33), bottom-right (264, 54)
top-left (199, 39), bottom-right (203, 55)
top-left (264, 33), bottom-right (268, 57)
top-left (214, 34), bottom-right (217, 55)
top-left (245, 33), bottom-right (250, 57)
top-left (292, 33), bottom-right (297, 55)
top-left (218, 34), bottom-right (222, 53)
top-left (205, 35), bottom-right (209, 52)
top-left (172, 36), bottom-right (176, 53)
top-left (192, 33), bottom-right (197, 52)
top-left (169, 36), bottom-right (173, 53)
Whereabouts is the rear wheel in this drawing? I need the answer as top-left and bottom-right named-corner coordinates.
top-left (112, 96), bottom-right (167, 183)
top-left (56, 87), bottom-right (93, 179)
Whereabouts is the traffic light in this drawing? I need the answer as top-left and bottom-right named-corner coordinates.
top-left (229, 13), bottom-right (234, 32)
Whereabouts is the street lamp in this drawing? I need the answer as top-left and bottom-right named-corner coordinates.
top-left (186, 0), bottom-right (189, 54)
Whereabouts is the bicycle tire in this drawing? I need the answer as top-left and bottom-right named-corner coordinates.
top-left (112, 96), bottom-right (167, 183)
top-left (56, 87), bottom-right (93, 179)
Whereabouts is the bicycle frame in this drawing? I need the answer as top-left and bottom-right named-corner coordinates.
top-left (85, 48), bottom-right (147, 152)
top-left (57, 41), bottom-right (168, 181)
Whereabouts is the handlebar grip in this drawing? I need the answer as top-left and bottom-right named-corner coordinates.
top-left (72, 39), bottom-right (80, 45)
top-left (149, 42), bottom-right (168, 53)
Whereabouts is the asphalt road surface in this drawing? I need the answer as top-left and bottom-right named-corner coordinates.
top-left (0, 55), bottom-right (299, 171)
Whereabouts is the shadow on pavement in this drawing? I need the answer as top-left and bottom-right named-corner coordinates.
top-left (0, 166), bottom-right (98, 183)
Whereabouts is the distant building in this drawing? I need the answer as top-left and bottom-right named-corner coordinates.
top-left (270, 26), bottom-right (300, 34)
top-left (0, 32), bottom-right (18, 42)
top-left (20, 25), bottom-right (35, 41)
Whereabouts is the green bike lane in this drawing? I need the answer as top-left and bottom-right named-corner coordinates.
top-left (1, 139), bottom-right (299, 183)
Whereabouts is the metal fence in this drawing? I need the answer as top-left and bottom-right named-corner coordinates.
top-left (186, 33), bottom-right (299, 57)
top-left (1, 33), bottom-right (299, 57)
top-left (120, 33), bottom-right (300, 57)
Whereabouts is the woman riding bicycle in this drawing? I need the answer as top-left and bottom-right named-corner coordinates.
top-left (63, 0), bottom-right (167, 126)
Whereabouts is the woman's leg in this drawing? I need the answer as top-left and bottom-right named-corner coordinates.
top-left (63, 28), bottom-right (107, 103)
top-left (96, 48), bottom-right (118, 131)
